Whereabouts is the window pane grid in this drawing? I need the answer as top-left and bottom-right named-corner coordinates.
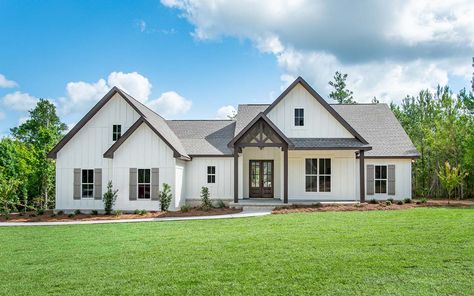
top-left (294, 108), bottom-right (304, 126)
top-left (305, 158), bottom-right (331, 192)
top-left (374, 165), bottom-right (387, 193)
top-left (138, 169), bottom-right (151, 199)
top-left (207, 166), bottom-right (216, 184)
top-left (113, 125), bottom-right (122, 141)
top-left (81, 169), bottom-right (94, 198)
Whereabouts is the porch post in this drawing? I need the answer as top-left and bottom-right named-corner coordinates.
top-left (283, 146), bottom-right (288, 204)
top-left (359, 150), bottom-right (365, 203)
top-left (234, 151), bottom-right (239, 203)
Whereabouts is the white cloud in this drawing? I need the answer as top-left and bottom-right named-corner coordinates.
top-left (147, 91), bottom-right (192, 116)
top-left (107, 71), bottom-right (152, 102)
top-left (2, 91), bottom-right (39, 111)
top-left (0, 110), bottom-right (5, 120)
top-left (0, 74), bottom-right (17, 88)
top-left (216, 105), bottom-right (236, 119)
top-left (162, 0), bottom-right (474, 102)
top-left (136, 19), bottom-right (147, 32)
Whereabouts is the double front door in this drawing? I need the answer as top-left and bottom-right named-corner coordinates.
top-left (249, 160), bottom-right (274, 198)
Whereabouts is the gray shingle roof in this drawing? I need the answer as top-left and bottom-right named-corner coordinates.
top-left (331, 104), bottom-right (419, 157)
top-left (234, 104), bottom-right (268, 136)
top-left (290, 138), bottom-right (371, 150)
top-left (166, 120), bottom-right (235, 156)
top-left (233, 103), bottom-right (418, 157)
top-left (120, 91), bottom-right (189, 159)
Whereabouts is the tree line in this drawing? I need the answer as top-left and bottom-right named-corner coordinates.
top-left (0, 68), bottom-right (473, 213)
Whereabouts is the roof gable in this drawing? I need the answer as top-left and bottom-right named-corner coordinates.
top-left (48, 87), bottom-right (189, 160)
top-left (264, 77), bottom-right (368, 144)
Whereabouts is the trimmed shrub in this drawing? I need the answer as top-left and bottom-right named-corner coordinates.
top-left (36, 208), bottom-right (45, 215)
top-left (68, 213), bottom-right (75, 218)
top-left (421, 197), bottom-right (427, 203)
top-left (91, 210), bottom-right (98, 215)
top-left (50, 213), bottom-right (57, 218)
top-left (387, 198), bottom-right (394, 203)
top-left (138, 209), bottom-right (147, 215)
top-left (74, 209), bottom-right (81, 215)
top-left (133, 209), bottom-right (141, 215)
top-left (180, 203), bottom-right (192, 212)
top-left (369, 199), bottom-right (378, 204)
top-left (200, 187), bottom-right (213, 210)
top-left (215, 200), bottom-right (226, 209)
top-left (103, 181), bottom-right (118, 215)
top-left (114, 210), bottom-right (123, 216)
top-left (404, 198), bottom-right (412, 204)
top-left (160, 183), bottom-right (172, 211)
top-left (385, 200), bottom-right (392, 206)
top-left (314, 202), bottom-right (323, 208)
top-left (397, 200), bottom-right (404, 205)
top-left (57, 210), bottom-right (64, 215)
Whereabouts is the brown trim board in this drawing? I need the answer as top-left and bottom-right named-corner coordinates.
top-left (263, 76), bottom-right (368, 145)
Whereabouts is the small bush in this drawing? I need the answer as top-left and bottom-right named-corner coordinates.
top-left (404, 198), bottom-right (412, 204)
top-left (4, 214), bottom-right (10, 220)
top-left (385, 200), bottom-right (392, 206)
top-left (67, 213), bottom-right (75, 218)
top-left (313, 202), bottom-right (323, 208)
top-left (215, 200), bottom-right (226, 209)
top-left (74, 209), bottom-right (81, 215)
top-left (421, 197), bottom-right (427, 203)
top-left (91, 210), bottom-right (98, 215)
top-left (200, 187), bottom-right (213, 210)
top-left (180, 203), bottom-right (192, 212)
top-left (138, 209), bottom-right (147, 215)
top-left (397, 200), bottom-right (404, 205)
top-left (50, 213), bottom-right (57, 218)
top-left (36, 208), bottom-right (45, 215)
top-left (57, 210), bottom-right (64, 215)
top-left (103, 180), bottom-right (118, 215)
top-left (133, 209), bottom-right (141, 215)
top-left (29, 213), bottom-right (37, 217)
top-left (387, 198), bottom-right (394, 203)
top-left (354, 203), bottom-right (363, 208)
top-left (369, 199), bottom-right (378, 204)
top-left (114, 210), bottom-right (123, 216)
top-left (160, 183), bottom-right (173, 211)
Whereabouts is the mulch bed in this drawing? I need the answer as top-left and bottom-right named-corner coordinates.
top-left (0, 207), bottom-right (242, 223)
top-left (272, 199), bottom-right (474, 215)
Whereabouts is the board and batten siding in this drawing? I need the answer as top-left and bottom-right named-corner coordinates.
top-left (356, 158), bottom-right (412, 200)
top-left (55, 93), bottom-right (141, 211)
top-left (175, 160), bottom-right (186, 208)
top-left (112, 123), bottom-right (177, 211)
top-left (288, 150), bottom-right (358, 200)
top-left (183, 157), bottom-right (234, 200)
top-left (266, 84), bottom-right (354, 138)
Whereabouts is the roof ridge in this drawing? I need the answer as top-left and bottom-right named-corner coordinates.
top-left (238, 103), bottom-right (270, 106)
top-left (167, 119), bottom-right (234, 122)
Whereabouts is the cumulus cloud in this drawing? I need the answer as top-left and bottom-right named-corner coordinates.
top-left (107, 71), bottom-right (152, 102)
top-left (0, 110), bottom-right (5, 120)
top-left (2, 91), bottom-right (39, 111)
top-left (147, 91), bottom-right (192, 116)
top-left (0, 74), bottom-right (17, 88)
top-left (162, 0), bottom-right (474, 103)
top-left (216, 105), bottom-right (236, 119)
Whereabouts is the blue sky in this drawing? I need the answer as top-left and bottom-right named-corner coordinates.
top-left (1, 0), bottom-right (473, 136)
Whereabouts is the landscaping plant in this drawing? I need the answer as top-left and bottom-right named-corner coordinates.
top-left (160, 183), bottom-right (172, 211)
top-left (103, 181), bottom-right (118, 215)
top-left (200, 186), bottom-right (213, 210)
top-left (437, 161), bottom-right (468, 204)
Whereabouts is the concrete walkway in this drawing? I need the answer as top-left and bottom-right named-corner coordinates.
top-left (0, 209), bottom-right (272, 227)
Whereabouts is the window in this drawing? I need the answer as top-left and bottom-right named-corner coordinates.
top-left (138, 169), bottom-right (151, 199)
top-left (81, 169), bottom-right (94, 198)
top-left (113, 124), bottom-right (121, 141)
top-left (305, 158), bottom-right (331, 192)
top-left (207, 166), bottom-right (216, 183)
top-left (375, 165), bottom-right (387, 193)
top-left (319, 159), bottom-right (331, 192)
top-left (294, 108), bottom-right (304, 126)
top-left (305, 159), bottom-right (318, 192)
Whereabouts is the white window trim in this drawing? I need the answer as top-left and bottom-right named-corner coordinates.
top-left (137, 168), bottom-right (151, 200)
top-left (374, 165), bottom-right (388, 194)
top-left (81, 168), bottom-right (94, 199)
top-left (304, 158), bottom-right (332, 194)
top-left (207, 166), bottom-right (216, 184)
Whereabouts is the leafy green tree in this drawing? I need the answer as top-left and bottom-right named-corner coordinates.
top-left (437, 162), bottom-right (468, 204)
top-left (328, 71), bottom-right (355, 104)
top-left (10, 99), bottom-right (67, 209)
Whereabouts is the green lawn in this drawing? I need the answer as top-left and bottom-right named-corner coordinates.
top-left (1, 208), bottom-right (473, 295)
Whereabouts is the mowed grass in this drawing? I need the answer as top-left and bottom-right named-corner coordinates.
top-left (0, 208), bottom-right (473, 295)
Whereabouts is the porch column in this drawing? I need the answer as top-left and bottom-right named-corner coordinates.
top-left (234, 151), bottom-right (239, 203)
top-left (283, 146), bottom-right (288, 204)
top-left (359, 150), bottom-right (365, 203)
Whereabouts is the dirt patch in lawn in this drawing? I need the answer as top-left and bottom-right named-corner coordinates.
top-left (272, 199), bottom-right (473, 215)
top-left (0, 207), bottom-right (242, 223)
